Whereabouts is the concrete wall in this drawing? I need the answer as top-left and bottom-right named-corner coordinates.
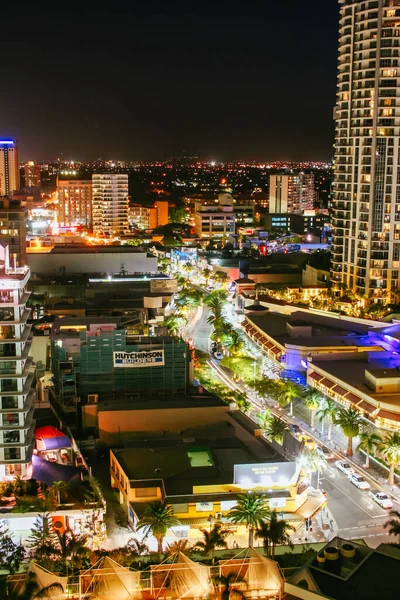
top-left (27, 251), bottom-right (158, 275)
top-left (244, 273), bottom-right (302, 284)
top-left (97, 405), bottom-right (230, 443)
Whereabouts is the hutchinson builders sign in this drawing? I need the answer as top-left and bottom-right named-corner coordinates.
top-left (113, 350), bottom-right (165, 368)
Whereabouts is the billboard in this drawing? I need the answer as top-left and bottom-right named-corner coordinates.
top-left (113, 350), bottom-right (165, 368)
top-left (150, 279), bottom-right (178, 294)
top-left (234, 462), bottom-right (300, 488)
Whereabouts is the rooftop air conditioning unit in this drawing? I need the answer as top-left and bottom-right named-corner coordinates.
top-left (87, 394), bottom-right (99, 404)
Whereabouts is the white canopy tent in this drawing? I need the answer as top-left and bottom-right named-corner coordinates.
top-left (219, 548), bottom-right (283, 599)
top-left (79, 556), bottom-right (141, 600)
top-left (150, 552), bottom-right (213, 599)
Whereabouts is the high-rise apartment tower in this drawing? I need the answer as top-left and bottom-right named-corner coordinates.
top-left (0, 140), bottom-right (19, 197)
top-left (269, 174), bottom-right (315, 214)
top-left (92, 174), bottom-right (129, 237)
top-left (332, 0), bottom-right (400, 298)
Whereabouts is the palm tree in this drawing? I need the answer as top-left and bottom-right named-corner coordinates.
top-left (194, 523), bottom-right (229, 562)
top-left (279, 381), bottom-right (302, 416)
top-left (164, 315), bottom-right (187, 336)
top-left (49, 481), bottom-right (67, 505)
top-left (256, 409), bottom-right (273, 431)
top-left (227, 492), bottom-right (270, 547)
top-left (303, 389), bottom-right (322, 429)
top-left (379, 432), bottom-right (400, 486)
top-left (137, 501), bottom-right (180, 554)
top-left (385, 510), bottom-right (400, 538)
top-left (225, 391), bottom-right (251, 414)
top-left (221, 330), bottom-right (245, 356)
top-left (264, 416), bottom-right (288, 445)
top-left (317, 397), bottom-right (337, 441)
top-left (255, 511), bottom-right (294, 558)
top-left (53, 529), bottom-right (90, 575)
top-left (165, 539), bottom-right (192, 556)
top-left (202, 267), bottom-right (213, 285)
top-left (213, 572), bottom-right (246, 600)
top-left (334, 406), bottom-right (363, 457)
top-left (300, 448), bottom-right (327, 489)
top-left (356, 430), bottom-right (381, 468)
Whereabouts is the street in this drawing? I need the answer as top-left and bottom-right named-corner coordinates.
top-left (185, 282), bottom-right (400, 548)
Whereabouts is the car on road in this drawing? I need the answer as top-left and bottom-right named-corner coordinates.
top-left (335, 460), bottom-right (354, 475)
top-left (213, 351), bottom-right (223, 360)
top-left (317, 445), bottom-right (335, 460)
top-left (290, 424), bottom-right (301, 435)
top-left (348, 473), bottom-right (370, 490)
top-left (298, 434), bottom-right (317, 449)
top-left (369, 490), bottom-right (393, 509)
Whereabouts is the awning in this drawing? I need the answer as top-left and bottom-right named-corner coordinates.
top-left (259, 337), bottom-right (269, 345)
top-left (270, 346), bottom-right (282, 355)
top-left (32, 454), bottom-right (83, 486)
top-left (308, 372), bottom-right (323, 382)
top-left (319, 378), bottom-right (336, 389)
top-left (376, 409), bottom-right (400, 423)
top-left (254, 332), bottom-right (263, 340)
top-left (35, 426), bottom-right (71, 451)
top-left (356, 400), bottom-right (376, 415)
top-left (332, 384), bottom-right (348, 397)
top-left (344, 392), bottom-right (362, 404)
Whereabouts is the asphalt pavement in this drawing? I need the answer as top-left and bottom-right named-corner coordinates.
top-left (187, 291), bottom-right (400, 549)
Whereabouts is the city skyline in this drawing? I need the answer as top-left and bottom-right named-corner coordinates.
top-left (1, 1), bottom-right (339, 162)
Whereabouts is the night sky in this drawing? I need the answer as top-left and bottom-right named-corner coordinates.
top-left (1, 1), bottom-right (339, 162)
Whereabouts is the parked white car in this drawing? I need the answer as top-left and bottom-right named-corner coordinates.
top-left (335, 460), bottom-right (354, 475)
top-left (369, 490), bottom-right (393, 509)
top-left (348, 473), bottom-right (370, 490)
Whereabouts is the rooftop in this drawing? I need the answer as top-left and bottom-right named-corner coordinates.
top-left (290, 537), bottom-right (400, 600)
top-left (312, 357), bottom-right (400, 410)
top-left (112, 415), bottom-right (281, 497)
top-left (248, 312), bottom-right (379, 349)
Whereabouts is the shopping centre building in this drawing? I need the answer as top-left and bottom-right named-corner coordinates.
top-left (242, 307), bottom-right (400, 430)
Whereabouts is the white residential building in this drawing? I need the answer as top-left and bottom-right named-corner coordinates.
top-left (0, 245), bottom-right (35, 480)
top-left (332, 0), bottom-right (400, 298)
top-left (92, 174), bottom-right (129, 237)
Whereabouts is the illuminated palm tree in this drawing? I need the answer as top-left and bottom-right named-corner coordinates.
top-left (300, 448), bottom-right (327, 489)
top-left (334, 407), bottom-right (363, 457)
top-left (303, 389), bottom-right (322, 429)
top-left (278, 381), bottom-right (302, 416)
top-left (317, 397), bottom-right (337, 441)
top-left (379, 432), bottom-right (400, 486)
top-left (256, 409), bottom-right (273, 431)
top-left (227, 492), bottom-right (270, 547)
top-left (221, 330), bottom-right (245, 356)
top-left (137, 501), bottom-right (180, 554)
top-left (356, 430), bottom-right (381, 468)
top-left (264, 416), bottom-right (288, 445)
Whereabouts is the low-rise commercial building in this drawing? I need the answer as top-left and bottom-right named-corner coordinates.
top-left (109, 412), bottom-right (308, 539)
top-left (194, 202), bottom-right (235, 239)
top-left (27, 245), bottom-right (158, 276)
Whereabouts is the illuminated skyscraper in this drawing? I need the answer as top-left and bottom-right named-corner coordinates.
top-left (332, 0), bottom-right (400, 298)
top-left (92, 174), bottom-right (129, 237)
top-left (0, 140), bottom-right (19, 197)
top-left (269, 173), bottom-right (315, 213)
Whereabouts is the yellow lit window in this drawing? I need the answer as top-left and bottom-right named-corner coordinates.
top-left (383, 68), bottom-right (398, 77)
